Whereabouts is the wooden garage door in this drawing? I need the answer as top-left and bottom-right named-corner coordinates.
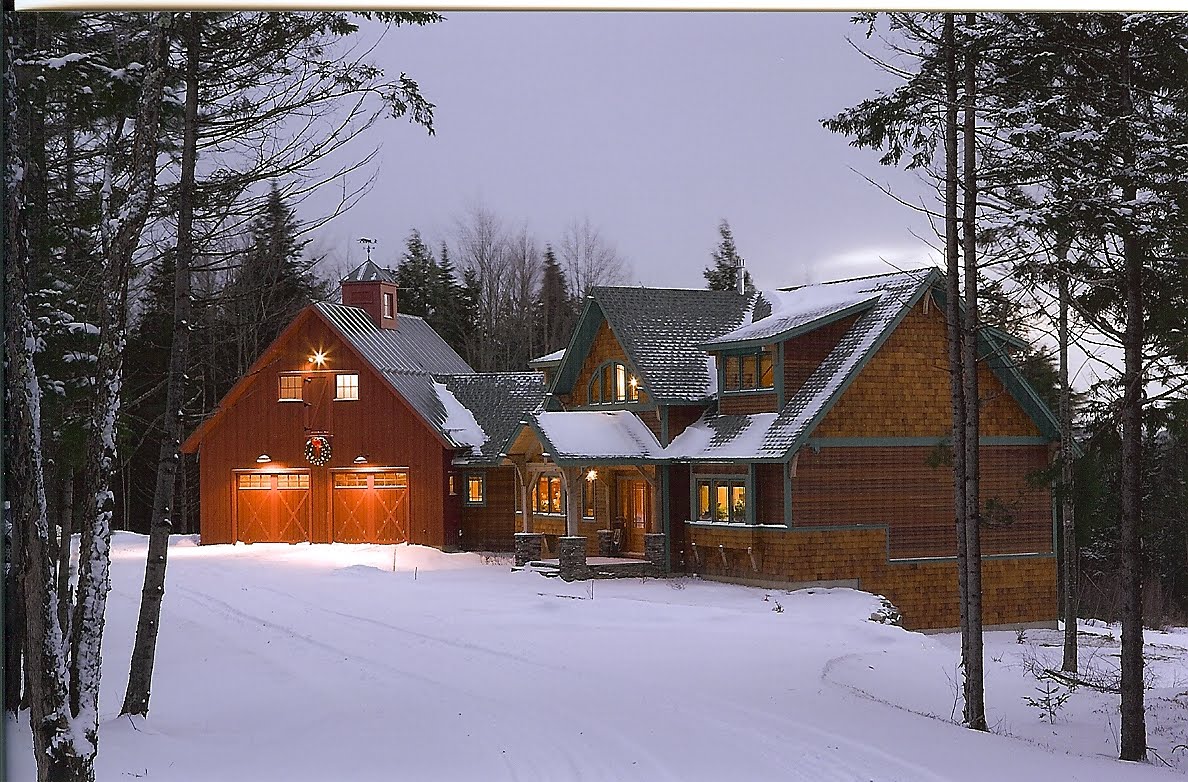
top-left (332, 470), bottom-right (409, 544)
top-left (235, 472), bottom-right (310, 543)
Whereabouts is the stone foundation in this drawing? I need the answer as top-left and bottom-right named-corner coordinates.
top-left (644, 533), bottom-right (667, 575)
top-left (514, 532), bottom-right (544, 567)
top-left (597, 529), bottom-right (617, 557)
top-left (558, 536), bottom-right (589, 581)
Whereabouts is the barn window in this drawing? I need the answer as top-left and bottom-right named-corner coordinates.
top-left (533, 474), bottom-right (564, 514)
top-left (238, 474), bottom-right (271, 490)
top-left (587, 361), bottom-right (641, 405)
top-left (448, 474), bottom-right (457, 495)
top-left (383, 292), bottom-right (394, 319)
top-left (276, 473), bottom-right (310, 490)
top-left (722, 349), bottom-right (774, 392)
top-left (279, 375), bottom-right (303, 401)
top-left (695, 476), bottom-right (747, 523)
top-left (465, 473), bottom-right (485, 506)
top-left (335, 373), bottom-right (359, 400)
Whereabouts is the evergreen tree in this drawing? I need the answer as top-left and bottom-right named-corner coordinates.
top-left (536, 245), bottom-right (575, 354)
top-left (395, 229), bottom-right (437, 318)
top-left (223, 183), bottom-right (326, 376)
top-left (703, 219), bottom-right (752, 292)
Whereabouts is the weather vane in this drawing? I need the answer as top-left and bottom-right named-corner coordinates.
top-left (357, 237), bottom-right (377, 262)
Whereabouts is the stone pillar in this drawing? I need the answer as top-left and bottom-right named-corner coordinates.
top-left (558, 536), bottom-right (589, 581)
top-left (514, 532), bottom-right (544, 567)
top-left (644, 533), bottom-right (667, 575)
top-left (597, 529), bottom-right (616, 557)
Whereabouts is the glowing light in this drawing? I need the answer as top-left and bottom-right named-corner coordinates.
top-left (353, 455), bottom-right (368, 464)
top-left (629, 377), bottom-right (638, 387)
top-left (586, 469), bottom-right (598, 482)
top-left (256, 454), bottom-right (272, 463)
top-left (310, 350), bottom-right (327, 367)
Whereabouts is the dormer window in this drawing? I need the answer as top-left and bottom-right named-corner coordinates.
top-left (588, 361), bottom-right (640, 404)
top-left (723, 349), bottom-right (774, 392)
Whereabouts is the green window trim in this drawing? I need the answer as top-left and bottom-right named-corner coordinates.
top-left (587, 360), bottom-right (643, 405)
top-left (691, 473), bottom-right (753, 524)
top-left (463, 473), bottom-right (485, 506)
top-left (719, 348), bottom-right (775, 394)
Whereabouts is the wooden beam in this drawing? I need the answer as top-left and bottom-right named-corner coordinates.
top-left (561, 466), bottom-right (584, 537)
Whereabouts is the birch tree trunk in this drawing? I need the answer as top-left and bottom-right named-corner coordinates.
top-left (960, 13), bottom-right (987, 732)
top-left (122, 12), bottom-right (199, 717)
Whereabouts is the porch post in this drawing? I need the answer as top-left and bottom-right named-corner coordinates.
top-left (511, 456), bottom-right (532, 533)
top-left (561, 465), bottom-right (583, 537)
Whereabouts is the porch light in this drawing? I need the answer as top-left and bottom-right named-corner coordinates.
top-left (586, 469), bottom-right (598, 482)
top-left (256, 454), bottom-right (272, 463)
top-left (629, 377), bottom-right (638, 387)
top-left (353, 454), bottom-right (368, 464)
top-left (309, 350), bottom-right (327, 367)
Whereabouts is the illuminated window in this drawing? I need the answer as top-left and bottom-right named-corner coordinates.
top-left (383, 292), bottom-right (394, 319)
top-left (238, 474), bottom-right (271, 490)
top-left (335, 373), bottom-right (359, 400)
top-left (465, 473), bottom-right (485, 505)
top-left (588, 361), bottom-right (641, 405)
top-left (448, 474), bottom-right (457, 496)
top-left (694, 477), bottom-right (747, 523)
top-left (532, 474), bottom-right (564, 514)
top-left (276, 473), bottom-right (310, 490)
top-left (722, 349), bottom-right (774, 392)
top-left (279, 375), bottom-right (303, 401)
top-left (582, 480), bottom-right (595, 519)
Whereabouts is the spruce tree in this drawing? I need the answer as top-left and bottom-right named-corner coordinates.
top-left (703, 219), bottom-right (752, 292)
top-left (395, 229), bottom-right (437, 318)
top-left (536, 245), bottom-right (575, 354)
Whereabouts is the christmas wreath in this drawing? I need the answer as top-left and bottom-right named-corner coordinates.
top-left (304, 434), bottom-right (332, 466)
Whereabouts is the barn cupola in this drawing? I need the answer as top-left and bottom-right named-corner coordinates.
top-left (341, 260), bottom-right (399, 330)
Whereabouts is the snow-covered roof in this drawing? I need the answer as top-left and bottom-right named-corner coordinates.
top-left (666, 268), bottom-right (938, 460)
top-left (532, 410), bottom-right (665, 462)
top-left (437, 372), bottom-right (547, 463)
top-left (701, 286), bottom-right (882, 350)
top-left (528, 347), bottom-right (565, 367)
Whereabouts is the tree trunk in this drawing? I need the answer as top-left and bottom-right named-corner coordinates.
top-left (4, 14), bottom-right (88, 776)
top-left (57, 466), bottom-right (74, 641)
top-left (122, 12), bottom-right (199, 718)
top-left (959, 12), bottom-right (987, 733)
top-left (942, 11), bottom-right (970, 690)
top-left (1114, 23), bottom-right (1147, 764)
top-left (1057, 246), bottom-right (1078, 674)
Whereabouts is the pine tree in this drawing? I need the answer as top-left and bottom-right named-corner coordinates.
top-left (703, 219), bottom-right (752, 292)
top-left (395, 229), bottom-right (437, 318)
top-left (536, 245), bottom-right (575, 354)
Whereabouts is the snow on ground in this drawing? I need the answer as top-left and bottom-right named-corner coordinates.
top-left (7, 533), bottom-right (1185, 781)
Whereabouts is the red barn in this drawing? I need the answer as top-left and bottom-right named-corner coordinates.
top-left (181, 261), bottom-right (545, 550)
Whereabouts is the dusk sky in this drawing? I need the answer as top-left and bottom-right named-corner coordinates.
top-left (309, 11), bottom-right (940, 289)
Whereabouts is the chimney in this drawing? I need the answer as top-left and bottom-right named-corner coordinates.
top-left (341, 260), bottom-right (399, 329)
top-left (736, 256), bottom-right (746, 295)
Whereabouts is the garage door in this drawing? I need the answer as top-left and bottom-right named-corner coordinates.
top-left (332, 470), bottom-right (409, 544)
top-left (235, 472), bottom-right (310, 543)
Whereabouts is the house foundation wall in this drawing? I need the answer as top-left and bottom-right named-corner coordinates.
top-left (683, 523), bottom-right (1056, 630)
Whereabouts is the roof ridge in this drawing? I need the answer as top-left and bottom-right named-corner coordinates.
top-left (776, 266), bottom-right (936, 292)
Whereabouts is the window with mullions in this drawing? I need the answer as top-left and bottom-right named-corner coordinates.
top-left (464, 473), bottom-right (485, 505)
top-left (336, 373), bottom-right (359, 400)
top-left (722, 350), bottom-right (774, 392)
top-left (587, 361), bottom-right (640, 404)
top-left (532, 474), bottom-right (565, 514)
top-left (695, 477), bottom-right (748, 523)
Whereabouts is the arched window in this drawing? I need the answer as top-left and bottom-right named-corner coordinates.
top-left (587, 361), bottom-right (640, 404)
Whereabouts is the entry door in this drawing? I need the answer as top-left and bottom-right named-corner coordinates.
top-left (619, 479), bottom-right (649, 555)
top-left (332, 470), bottom-right (409, 543)
top-left (235, 472), bottom-right (311, 543)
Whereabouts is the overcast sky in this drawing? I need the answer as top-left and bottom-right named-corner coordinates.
top-left (309, 12), bottom-right (940, 290)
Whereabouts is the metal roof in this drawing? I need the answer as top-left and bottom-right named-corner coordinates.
top-left (316, 302), bottom-right (475, 447)
top-left (436, 372), bottom-right (548, 463)
top-left (341, 260), bottom-right (398, 284)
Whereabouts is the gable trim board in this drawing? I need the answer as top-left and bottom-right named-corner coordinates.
top-left (699, 296), bottom-right (880, 352)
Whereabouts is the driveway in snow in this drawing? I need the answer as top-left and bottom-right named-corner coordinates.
top-left (6, 535), bottom-right (1184, 781)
